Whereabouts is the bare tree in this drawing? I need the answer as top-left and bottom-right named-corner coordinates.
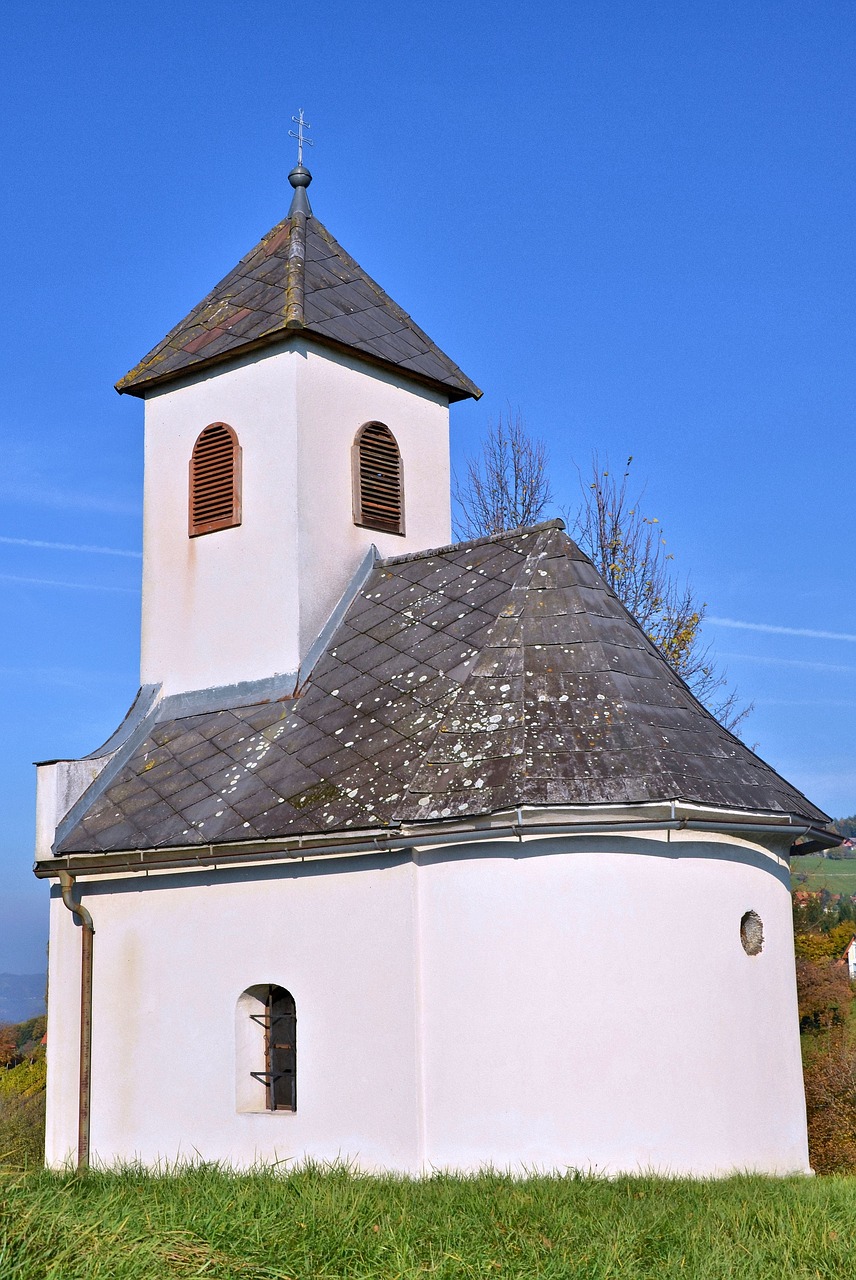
top-left (572, 456), bottom-right (750, 733)
top-left (453, 410), bottom-right (553, 539)
top-left (455, 417), bottom-right (750, 734)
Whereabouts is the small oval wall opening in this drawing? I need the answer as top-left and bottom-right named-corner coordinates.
top-left (740, 910), bottom-right (764, 956)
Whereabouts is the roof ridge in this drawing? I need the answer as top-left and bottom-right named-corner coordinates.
top-left (378, 519), bottom-right (566, 567)
top-left (284, 209), bottom-right (307, 329)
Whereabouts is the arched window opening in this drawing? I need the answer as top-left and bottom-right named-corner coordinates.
top-left (189, 423), bottom-right (242, 537)
top-left (353, 422), bottom-right (404, 535)
top-left (235, 985), bottom-right (296, 1113)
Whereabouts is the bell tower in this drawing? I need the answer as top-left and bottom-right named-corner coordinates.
top-left (117, 162), bottom-right (481, 697)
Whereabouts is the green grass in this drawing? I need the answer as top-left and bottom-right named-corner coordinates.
top-left (2, 1164), bottom-right (856, 1279)
top-left (791, 854), bottom-right (856, 894)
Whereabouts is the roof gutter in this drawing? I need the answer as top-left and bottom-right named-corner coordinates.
top-left (57, 870), bottom-right (94, 1171)
top-left (38, 814), bottom-right (834, 881)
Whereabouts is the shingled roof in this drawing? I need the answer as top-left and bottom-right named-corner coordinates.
top-left (116, 169), bottom-right (480, 402)
top-left (55, 521), bottom-right (829, 857)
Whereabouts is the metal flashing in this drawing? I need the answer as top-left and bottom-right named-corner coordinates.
top-left (157, 671), bottom-right (300, 719)
top-left (297, 545), bottom-right (378, 685)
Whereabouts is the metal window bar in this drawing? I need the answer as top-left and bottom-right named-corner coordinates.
top-left (249, 987), bottom-right (296, 1111)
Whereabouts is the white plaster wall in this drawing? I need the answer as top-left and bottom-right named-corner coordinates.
top-left (140, 351), bottom-right (300, 695)
top-left (295, 343), bottom-right (451, 655)
top-left (35, 758), bottom-right (114, 862)
top-left (44, 893), bottom-right (84, 1168)
top-left (45, 855), bottom-right (421, 1171)
top-left (416, 834), bottom-right (809, 1176)
top-left (139, 342), bottom-right (451, 697)
top-left (44, 834), bottom-right (808, 1175)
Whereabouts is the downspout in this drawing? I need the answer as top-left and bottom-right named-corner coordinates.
top-left (58, 869), bottom-right (94, 1170)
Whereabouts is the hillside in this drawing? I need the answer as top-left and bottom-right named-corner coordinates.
top-left (791, 854), bottom-right (856, 895)
top-left (0, 975), bottom-right (45, 1025)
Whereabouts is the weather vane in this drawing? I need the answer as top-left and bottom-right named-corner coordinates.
top-left (289, 109), bottom-right (314, 168)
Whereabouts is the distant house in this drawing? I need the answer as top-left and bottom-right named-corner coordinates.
top-left (841, 936), bottom-right (856, 980)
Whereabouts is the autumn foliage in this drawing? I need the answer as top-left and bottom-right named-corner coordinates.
top-left (794, 921), bottom-right (855, 962)
top-left (793, 897), bottom-right (856, 1173)
top-left (0, 1025), bottom-right (17, 1068)
top-left (796, 958), bottom-right (854, 1033)
top-left (803, 1028), bottom-right (856, 1174)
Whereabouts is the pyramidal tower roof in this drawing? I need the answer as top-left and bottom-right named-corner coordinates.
top-left (116, 165), bottom-right (481, 401)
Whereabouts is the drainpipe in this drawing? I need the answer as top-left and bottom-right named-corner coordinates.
top-left (58, 870), bottom-right (94, 1171)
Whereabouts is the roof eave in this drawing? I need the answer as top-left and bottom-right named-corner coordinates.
top-left (39, 805), bottom-right (838, 879)
top-left (115, 328), bottom-right (482, 402)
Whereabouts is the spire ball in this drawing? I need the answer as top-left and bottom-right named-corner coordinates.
top-left (288, 165), bottom-right (312, 190)
top-left (287, 164), bottom-right (313, 217)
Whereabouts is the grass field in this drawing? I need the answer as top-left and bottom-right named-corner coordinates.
top-left (2, 1164), bottom-right (856, 1279)
top-left (791, 854), bottom-right (856, 894)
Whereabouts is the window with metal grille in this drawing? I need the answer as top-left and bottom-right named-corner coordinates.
top-left (245, 985), bottom-right (297, 1112)
top-left (188, 423), bottom-right (242, 537)
top-left (353, 422), bottom-right (404, 535)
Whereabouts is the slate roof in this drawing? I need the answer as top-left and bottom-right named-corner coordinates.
top-left (56, 522), bottom-right (829, 856)
top-left (115, 206), bottom-right (481, 401)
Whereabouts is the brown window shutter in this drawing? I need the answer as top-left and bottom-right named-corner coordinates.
top-left (354, 422), bottom-right (404, 535)
top-left (189, 423), bottom-right (242, 537)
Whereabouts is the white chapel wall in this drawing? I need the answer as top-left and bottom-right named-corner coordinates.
top-left (44, 832), bottom-right (809, 1176)
top-left (44, 892), bottom-right (84, 1168)
top-left (415, 834), bottom-right (808, 1176)
top-left (140, 349), bottom-right (300, 696)
top-left (45, 854), bottom-right (422, 1171)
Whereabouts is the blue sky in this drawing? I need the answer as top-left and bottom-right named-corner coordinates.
top-left (1, 0), bottom-right (854, 971)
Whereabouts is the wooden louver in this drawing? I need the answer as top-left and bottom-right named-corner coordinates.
top-left (189, 423), bottom-right (241, 536)
top-left (355, 422), bottom-right (403, 535)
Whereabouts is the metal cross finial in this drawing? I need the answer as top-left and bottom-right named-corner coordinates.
top-left (289, 109), bottom-right (314, 168)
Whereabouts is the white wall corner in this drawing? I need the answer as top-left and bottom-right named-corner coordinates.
top-left (34, 755), bottom-right (114, 862)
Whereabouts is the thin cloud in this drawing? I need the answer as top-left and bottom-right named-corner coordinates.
top-left (707, 617), bottom-right (856, 643)
top-left (719, 651), bottom-right (856, 675)
top-left (0, 482), bottom-right (141, 516)
top-left (0, 535), bottom-right (141, 558)
top-left (0, 573), bottom-right (137, 594)
top-left (0, 665), bottom-right (129, 690)
top-left (754, 699), bottom-right (856, 709)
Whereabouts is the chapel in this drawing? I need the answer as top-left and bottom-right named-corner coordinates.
top-left (35, 157), bottom-right (835, 1175)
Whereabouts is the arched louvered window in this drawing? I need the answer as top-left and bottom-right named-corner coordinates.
top-left (353, 422), bottom-right (404, 535)
top-left (188, 423), bottom-right (242, 537)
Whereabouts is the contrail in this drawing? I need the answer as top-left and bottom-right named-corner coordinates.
top-left (0, 573), bottom-right (137, 594)
top-left (707, 617), bottom-right (856, 644)
top-left (719, 651), bottom-right (856, 674)
top-left (0, 535), bottom-right (141, 558)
